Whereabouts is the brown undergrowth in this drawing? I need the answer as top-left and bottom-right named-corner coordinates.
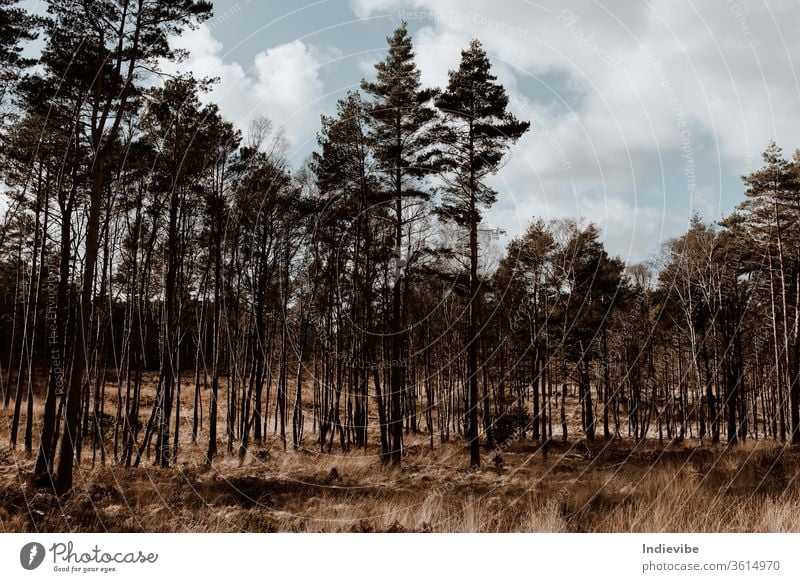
top-left (2, 435), bottom-right (799, 533)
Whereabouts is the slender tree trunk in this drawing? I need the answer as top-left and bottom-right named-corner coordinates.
top-left (55, 151), bottom-right (107, 494)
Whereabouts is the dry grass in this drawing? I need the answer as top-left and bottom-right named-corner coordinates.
top-left (2, 434), bottom-right (800, 532)
top-left (2, 377), bottom-right (800, 532)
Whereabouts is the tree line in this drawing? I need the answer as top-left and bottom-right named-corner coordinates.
top-left (0, 1), bottom-right (798, 496)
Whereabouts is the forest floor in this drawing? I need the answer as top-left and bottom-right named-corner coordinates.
top-left (1, 381), bottom-right (800, 532)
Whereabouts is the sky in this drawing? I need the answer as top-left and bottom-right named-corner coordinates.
top-left (21, 0), bottom-right (800, 264)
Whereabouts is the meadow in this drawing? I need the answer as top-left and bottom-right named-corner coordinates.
top-left (2, 380), bottom-right (798, 533)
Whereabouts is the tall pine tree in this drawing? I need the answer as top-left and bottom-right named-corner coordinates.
top-left (433, 39), bottom-right (529, 467)
top-left (0, 0), bottom-right (39, 120)
top-left (740, 142), bottom-right (800, 442)
top-left (361, 23), bottom-right (435, 464)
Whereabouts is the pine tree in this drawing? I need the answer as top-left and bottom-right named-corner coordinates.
top-left (559, 223), bottom-right (624, 441)
top-left (134, 77), bottom-right (231, 467)
top-left (0, 0), bottom-right (40, 120)
top-left (433, 39), bottom-right (529, 467)
top-left (740, 142), bottom-right (800, 442)
top-left (361, 23), bottom-right (435, 464)
top-left (313, 92), bottom-right (388, 454)
top-left (42, 0), bottom-right (212, 494)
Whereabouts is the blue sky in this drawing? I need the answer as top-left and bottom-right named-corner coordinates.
top-left (21, 0), bottom-right (800, 264)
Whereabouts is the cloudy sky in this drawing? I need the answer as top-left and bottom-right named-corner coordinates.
top-left (31, 0), bottom-right (800, 263)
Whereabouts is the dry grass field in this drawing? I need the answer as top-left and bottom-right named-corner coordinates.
top-left (2, 378), bottom-right (800, 533)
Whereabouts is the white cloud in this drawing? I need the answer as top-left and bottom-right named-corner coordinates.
top-left (350, 0), bottom-right (406, 19)
top-left (163, 25), bottom-right (328, 151)
top-left (252, 41), bottom-right (326, 147)
top-left (351, 0), bottom-right (800, 262)
top-left (161, 2), bottom-right (800, 262)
